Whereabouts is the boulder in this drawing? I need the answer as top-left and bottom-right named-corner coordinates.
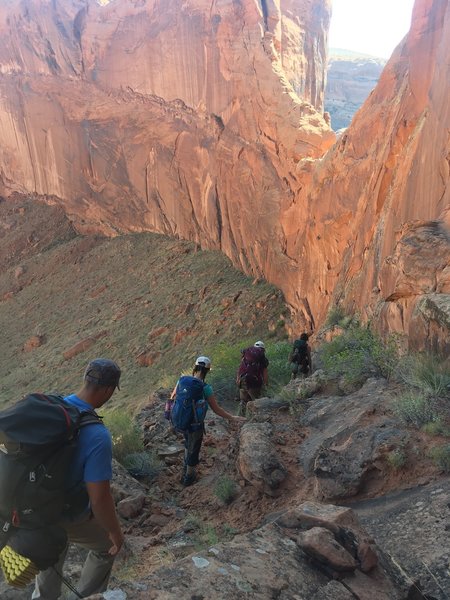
top-left (117, 492), bottom-right (146, 520)
top-left (299, 379), bottom-right (409, 500)
top-left (297, 526), bottom-right (358, 572)
top-left (238, 423), bottom-right (287, 495)
top-left (246, 397), bottom-right (289, 414)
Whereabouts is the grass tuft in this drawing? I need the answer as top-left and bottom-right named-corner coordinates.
top-left (428, 445), bottom-right (450, 473)
top-left (214, 476), bottom-right (237, 505)
top-left (397, 354), bottom-right (450, 398)
top-left (386, 448), bottom-right (407, 470)
top-left (394, 392), bottom-right (438, 428)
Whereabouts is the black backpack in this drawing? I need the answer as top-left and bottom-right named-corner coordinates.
top-left (0, 393), bottom-right (102, 553)
top-left (291, 339), bottom-right (309, 366)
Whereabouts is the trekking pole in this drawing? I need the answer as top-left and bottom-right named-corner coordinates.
top-left (52, 566), bottom-right (84, 599)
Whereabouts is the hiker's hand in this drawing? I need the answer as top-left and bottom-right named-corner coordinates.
top-left (109, 530), bottom-right (125, 556)
top-left (233, 416), bottom-right (246, 423)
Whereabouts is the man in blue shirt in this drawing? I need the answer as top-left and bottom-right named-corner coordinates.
top-left (32, 358), bottom-right (123, 600)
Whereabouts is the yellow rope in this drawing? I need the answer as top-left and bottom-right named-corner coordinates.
top-left (0, 545), bottom-right (39, 588)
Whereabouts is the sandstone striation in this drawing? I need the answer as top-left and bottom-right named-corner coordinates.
top-left (0, 0), bottom-right (448, 350)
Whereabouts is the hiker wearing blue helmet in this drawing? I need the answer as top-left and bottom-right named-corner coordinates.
top-left (169, 356), bottom-right (245, 486)
top-left (32, 358), bottom-right (123, 600)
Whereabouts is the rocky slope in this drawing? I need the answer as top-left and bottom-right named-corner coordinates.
top-left (0, 0), bottom-right (448, 350)
top-left (325, 49), bottom-right (386, 130)
top-left (3, 372), bottom-right (449, 599)
top-left (0, 194), bottom-right (288, 406)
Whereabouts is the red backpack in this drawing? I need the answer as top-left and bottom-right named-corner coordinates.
top-left (237, 347), bottom-right (266, 388)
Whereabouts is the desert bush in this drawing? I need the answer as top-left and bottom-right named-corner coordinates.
top-left (214, 476), bottom-right (237, 505)
top-left (428, 445), bottom-right (450, 473)
top-left (422, 419), bottom-right (450, 437)
top-left (386, 449), bottom-right (407, 470)
top-left (319, 326), bottom-right (398, 386)
top-left (207, 339), bottom-right (291, 402)
top-left (102, 410), bottom-right (142, 463)
top-left (325, 306), bottom-right (346, 328)
top-left (397, 354), bottom-right (450, 398)
top-left (277, 386), bottom-right (304, 417)
top-left (394, 392), bottom-right (438, 428)
top-left (122, 451), bottom-right (162, 480)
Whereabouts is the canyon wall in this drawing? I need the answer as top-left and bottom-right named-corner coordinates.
top-left (280, 0), bottom-right (450, 351)
top-left (0, 0), bottom-right (333, 281)
top-left (0, 0), bottom-right (448, 351)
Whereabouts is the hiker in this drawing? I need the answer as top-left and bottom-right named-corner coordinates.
top-left (169, 356), bottom-right (245, 487)
top-left (32, 358), bottom-right (123, 600)
top-left (290, 333), bottom-right (312, 379)
top-left (236, 341), bottom-right (269, 416)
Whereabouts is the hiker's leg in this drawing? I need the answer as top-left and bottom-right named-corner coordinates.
top-left (291, 362), bottom-right (299, 380)
top-left (63, 517), bottom-right (114, 599)
top-left (238, 388), bottom-right (250, 416)
top-left (182, 429), bottom-right (204, 484)
top-left (32, 545), bottom-right (69, 600)
top-left (248, 387), bottom-right (262, 401)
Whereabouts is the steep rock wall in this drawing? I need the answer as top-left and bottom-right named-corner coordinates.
top-left (0, 0), bottom-right (333, 282)
top-left (0, 0), bottom-right (448, 351)
top-left (280, 0), bottom-right (450, 351)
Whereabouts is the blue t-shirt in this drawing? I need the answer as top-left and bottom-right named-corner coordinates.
top-left (64, 394), bottom-right (113, 490)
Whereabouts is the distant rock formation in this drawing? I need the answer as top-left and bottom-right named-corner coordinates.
top-left (0, 0), bottom-right (448, 351)
top-left (325, 49), bottom-right (386, 130)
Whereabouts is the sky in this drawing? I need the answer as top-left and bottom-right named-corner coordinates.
top-left (328, 0), bottom-right (416, 59)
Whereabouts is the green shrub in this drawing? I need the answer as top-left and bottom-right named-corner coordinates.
top-left (102, 410), bottom-right (142, 462)
top-left (387, 449), bottom-right (407, 470)
top-left (122, 451), bottom-right (162, 480)
top-left (325, 306), bottom-right (346, 328)
top-left (319, 326), bottom-right (398, 386)
top-left (394, 392), bottom-right (438, 428)
top-left (428, 445), bottom-right (450, 472)
top-left (398, 354), bottom-right (450, 398)
top-left (422, 419), bottom-right (450, 437)
top-left (206, 340), bottom-right (292, 402)
top-left (222, 523), bottom-right (238, 539)
top-left (214, 476), bottom-right (237, 505)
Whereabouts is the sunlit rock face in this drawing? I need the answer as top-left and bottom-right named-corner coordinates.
top-left (0, 0), bottom-right (333, 279)
top-left (0, 0), bottom-right (448, 351)
top-left (280, 0), bottom-right (450, 352)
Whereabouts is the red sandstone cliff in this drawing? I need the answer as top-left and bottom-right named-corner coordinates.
top-left (0, 0), bottom-right (448, 351)
top-left (0, 0), bottom-right (333, 279)
top-left (278, 0), bottom-right (449, 352)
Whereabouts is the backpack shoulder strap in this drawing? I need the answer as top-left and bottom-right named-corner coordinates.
top-left (79, 411), bottom-right (104, 428)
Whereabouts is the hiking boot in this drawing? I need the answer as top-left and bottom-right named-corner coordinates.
top-left (181, 473), bottom-right (197, 487)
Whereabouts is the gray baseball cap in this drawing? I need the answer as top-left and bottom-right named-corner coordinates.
top-left (84, 358), bottom-right (121, 390)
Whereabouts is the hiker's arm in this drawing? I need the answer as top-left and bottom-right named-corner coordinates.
top-left (308, 349), bottom-right (313, 372)
top-left (86, 481), bottom-right (124, 556)
top-left (262, 367), bottom-right (268, 386)
top-left (170, 383), bottom-right (178, 400)
top-left (207, 395), bottom-right (245, 422)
